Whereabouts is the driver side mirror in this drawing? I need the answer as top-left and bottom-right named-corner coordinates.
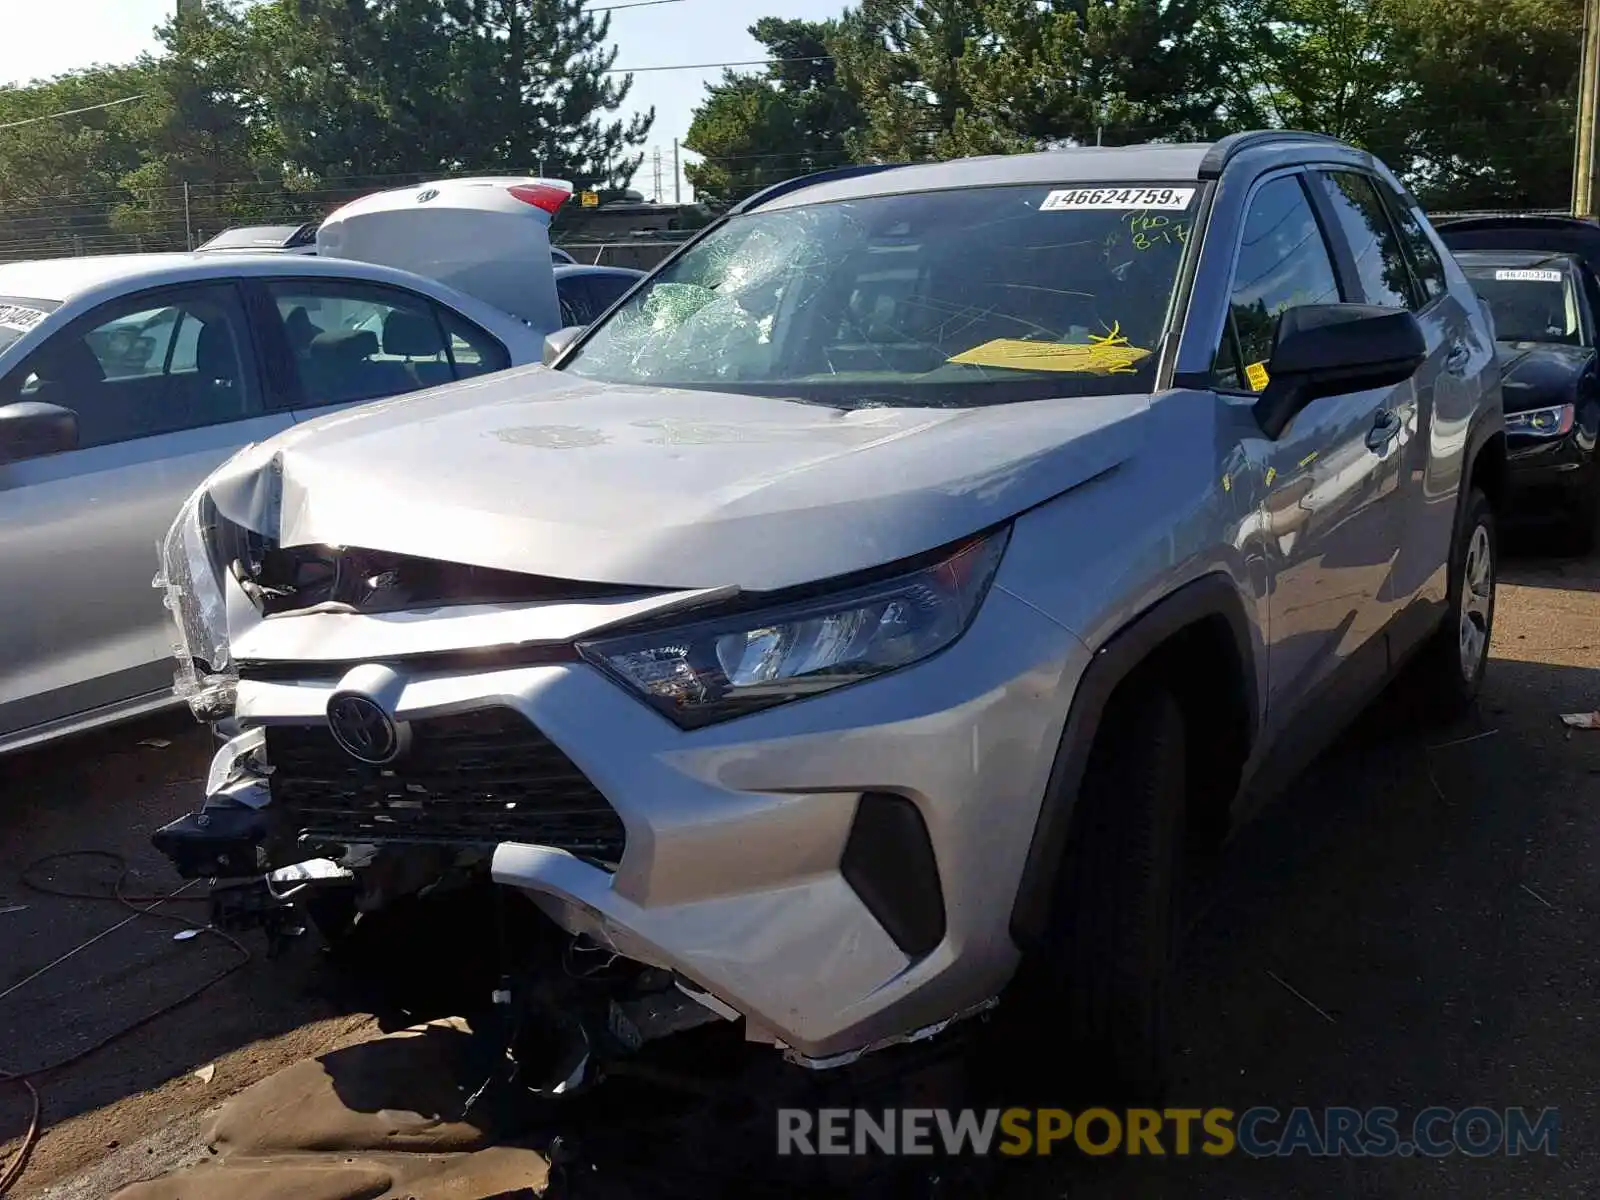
top-left (542, 325), bottom-right (584, 366)
top-left (0, 401), bottom-right (78, 465)
top-left (1253, 304), bottom-right (1427, 440)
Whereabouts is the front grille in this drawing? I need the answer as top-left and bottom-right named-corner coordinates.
top-left (266, 707), bottom-right (626, 863)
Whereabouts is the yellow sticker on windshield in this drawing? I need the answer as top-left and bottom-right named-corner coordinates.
top-left (1244, 361), bottom-right (1270, 392)
top-left (948, 333), bottom-right (1151, 375)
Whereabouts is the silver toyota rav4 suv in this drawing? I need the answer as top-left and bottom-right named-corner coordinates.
top-left (153, 131), bottom-right (1504, 1094)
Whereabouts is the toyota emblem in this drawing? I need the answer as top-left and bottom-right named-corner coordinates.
top-left (326, 693), bottom-right (408, 765)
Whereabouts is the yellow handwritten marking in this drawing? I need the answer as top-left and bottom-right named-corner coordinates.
top-left (1126, 208), bottom-right (1193, 251)
top-left (948, 334), bottom-right (1151, 375)
top-left (1222, 474), bottom-right (1232, 492)
top-left (1265, 466), bottom-right (1277, 486)
top-left (1244, 361), bottom-right (1270, 392)
top-left (1298, 450), bottom-right (1319, 468)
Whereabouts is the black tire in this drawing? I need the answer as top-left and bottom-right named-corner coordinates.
top-left (1563, 463), bottom-right (1600, 555)
top-left (1412, 486), bottom-right (1497, 716)
top-left (1021, 681), bottom-right (1188, 1102)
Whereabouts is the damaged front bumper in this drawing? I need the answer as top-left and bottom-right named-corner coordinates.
top-left (151, 576), bottom-right (1086, 1067)
top-left (149, 450), bottom-right (1090, 1067)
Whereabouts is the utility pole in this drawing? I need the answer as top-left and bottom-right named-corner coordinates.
top-left (1574, 0), bottom-right (1600, 216)
top-left (673, 138), bottom-right (681, 204)
top-left (652, 147), bottom-right (663, 203)
top-left (183, 181), bottom-right (193, 251)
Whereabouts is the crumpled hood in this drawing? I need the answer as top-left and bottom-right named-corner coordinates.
top-left (1496, 340), bottom-right (1593, 413)
top-left (205, 364), bottom-right (1148, 591)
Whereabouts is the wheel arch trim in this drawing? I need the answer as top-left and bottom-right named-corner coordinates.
top-left (1007, 571), bottom-right (1258, 953)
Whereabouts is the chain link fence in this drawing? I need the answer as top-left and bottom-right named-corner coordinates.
top-left (0, 174), bottom-right (702, 268)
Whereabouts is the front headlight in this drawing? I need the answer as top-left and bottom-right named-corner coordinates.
top-left (156, 489), bottom-right (238, 718)
top-left (578, 530), bottom-right (1009, 729)
top-left (1505, 403), bottom-right (1575, 437)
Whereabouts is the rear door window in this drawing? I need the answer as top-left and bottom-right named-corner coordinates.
top-left (438, 308), bottom-right (512, 379)
top-left (263, 279), bottom-right (510, 407)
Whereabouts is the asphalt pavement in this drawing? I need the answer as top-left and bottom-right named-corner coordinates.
top-left (1, 534), bottom-right (1597, 1198)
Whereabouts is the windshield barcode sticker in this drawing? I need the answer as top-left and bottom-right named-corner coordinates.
top-left (1040, 187), bottom-right (1196, 212)
top-left (1494, 269), bottom-right (1563, 282)
top-left (0, 304), bottom-right (46, 331)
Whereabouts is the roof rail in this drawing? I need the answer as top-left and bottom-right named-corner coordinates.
top-left (1434, 213), bottom-right (1598, 232)
top-left (731, 162), bottom-right (908, 214)
top-left (1197, 130), bottom-right (1353, 180)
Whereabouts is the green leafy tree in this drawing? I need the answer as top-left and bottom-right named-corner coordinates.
top-left (115, 1), bottom-right (299, 246)
top-left (832, 0), bottom-right (992, 161)
top-left (1388, 0), bottom-right (1582, 209)
top-left (684, 16), bottom-right (863, 210)
top-left (270, 0), bottom-right (653, 189)
top-left (952, 0), bottom-right (1232, 155)
top-left (0, 63), bottom-right (165, 256)
top-left (1211, 0), bottom-right (1411, 155)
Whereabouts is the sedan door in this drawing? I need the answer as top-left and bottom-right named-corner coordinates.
top-left (0, 282), bottom-right (292, 748)
top-left (1212, 172), bottom-right (1405, 732)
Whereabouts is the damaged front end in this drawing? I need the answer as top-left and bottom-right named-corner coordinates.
top-left (152, 492), bottom-right (745, 1094)
top-left (150, 458), bottom-right (747, 1092)
top-left (148, 426), bottom-right (1032, 1092)
top-left (152, 706), bottom-right (743, 1094)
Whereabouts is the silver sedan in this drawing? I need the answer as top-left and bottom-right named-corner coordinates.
top-left (0, 251), bottom-right (546, 755)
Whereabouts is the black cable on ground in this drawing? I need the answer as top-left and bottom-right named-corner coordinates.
top-left (0, 851), bottom-right (252, 1197)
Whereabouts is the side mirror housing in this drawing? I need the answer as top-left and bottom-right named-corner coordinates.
top-left (1254, 304), bottom-right (1427, 440)
top-left (542, 325), bottom-right (584, 366)
top-left (0, 401), bottom-right (78, 465)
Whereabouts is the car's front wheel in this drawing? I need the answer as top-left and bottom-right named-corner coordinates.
top-left (1011, 680), bottom-right (1188, 1102)
top-left (1564, 460), bottom-right (1600, 554)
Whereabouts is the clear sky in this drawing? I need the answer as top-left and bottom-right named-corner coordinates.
top-left (0, 0), bottom-right (845, 198)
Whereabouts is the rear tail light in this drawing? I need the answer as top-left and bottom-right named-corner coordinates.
top-left (507, 183), bottom-right (572, 214)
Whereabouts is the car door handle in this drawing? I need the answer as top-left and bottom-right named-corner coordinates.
top-left (1366, 409), bottom-right (1402, 451)
top-left (1445, 343), bottom-right (1470, 373)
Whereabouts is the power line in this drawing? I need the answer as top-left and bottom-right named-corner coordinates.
top-left (590, 0), bottom-right (687, 9)
top-left (605, 55), bottom-right (832, 75)
top-left (0, 94), bottom-right (146, 132)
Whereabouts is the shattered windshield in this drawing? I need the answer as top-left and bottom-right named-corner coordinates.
top-left (562, 182), bottom-right (1199, 408)
top-left (1462, 262), bottom-right (1588, 346)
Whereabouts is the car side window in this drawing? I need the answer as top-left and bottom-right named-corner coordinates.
top-left (436, 308), bottom-right (511, 379)
top-left (584, 274), bottom-right (636, 317)
top-left (264, 279), bottom-right (507, 405)
top-left (1373, 180), bottom-right (1447, 306)
top-left (0, 283), bottom-right (258, 452)
top-left (1313, 170), bottom-right (1415, 309)
top-left (557, 277), bottom-right (593, 328)
top-left (1213, 174), bottom-right (1343, 392)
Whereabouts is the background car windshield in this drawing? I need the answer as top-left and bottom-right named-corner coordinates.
top-left (0, 297), bottom-right (59, 356)
top-left (1463, 265), bottom-right (1586, 345)
top-left (563, 183), bottom-right (1198, 408)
